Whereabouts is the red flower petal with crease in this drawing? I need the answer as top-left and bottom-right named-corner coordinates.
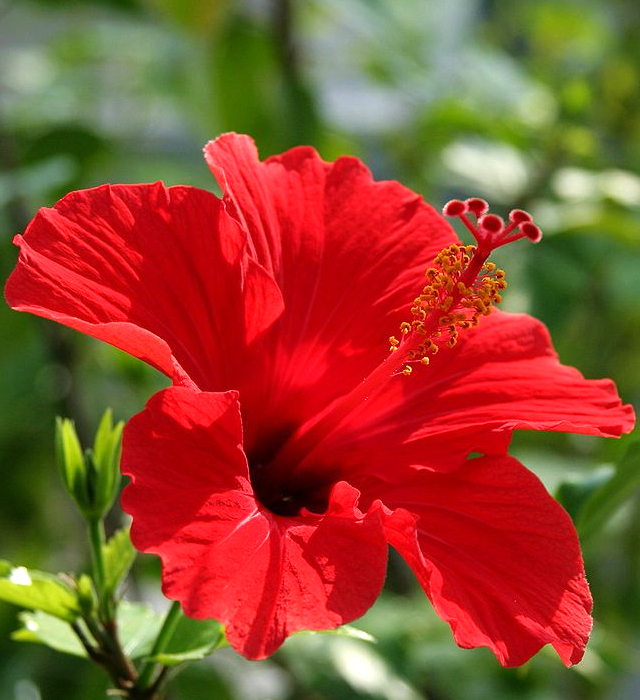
top-left (5, 183), bottom-right (283, 389)
top-left (303, 311), bottom-right (635, 481)
top-left (380, 454), bottom-right (592, 666)
top-left (121, 387), bottom-right (389, 659)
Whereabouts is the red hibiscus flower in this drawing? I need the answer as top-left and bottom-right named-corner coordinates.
top-left (5, 134), bottom-right (634, 665)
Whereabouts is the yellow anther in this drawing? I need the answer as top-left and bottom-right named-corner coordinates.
top-left (440, 296), bottom-right (454, 312)
top-left (389, 240), bottom-right (508, 373)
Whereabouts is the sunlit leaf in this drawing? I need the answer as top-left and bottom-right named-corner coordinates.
top-left (117, 602), bottom-right (164, 658)
top-left (12, 610), bottom-right (85, 657)
top-left (12, 601), bottom-right (164, 659)
top-left (0, 561), bottom-right (80, 622)
top-left (300, 624), bottom-right (376, 644)
top-left (102, 527), bottom-right (136, 597)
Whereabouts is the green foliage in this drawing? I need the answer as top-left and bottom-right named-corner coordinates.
top-left (148, 616), bottom-right (226, 666)
top-left (0, 562), bottom-right (80, 623)
top-left (102, 528), bottom-right (136, 599)
top-left (12, 601), bottom-right (162, 659)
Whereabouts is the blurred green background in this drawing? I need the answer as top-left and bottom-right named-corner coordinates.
top-left (1, 0), bottom-right (639, 698)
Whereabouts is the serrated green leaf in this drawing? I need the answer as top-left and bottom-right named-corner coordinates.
top-left (149, 617), bottom-right (226, 666)
top-left (103, 527), bottom-right (136, 597)
top-left (12, 602), bottom-right (164, 659)
top-left (577, 442), bottom-right (640, 542)
top-left (0, 561), bottom-right (80, 622)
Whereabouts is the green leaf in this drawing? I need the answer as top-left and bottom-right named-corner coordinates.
top-left (12, 602), bottom-right (163, 659)
top-left (117, 602), bottom-right (164, 659)
top-left (149, 617), bottom-right (226, 666)
top-left (12, 610), bottom-right (85, 656)
top-left (555, 467), bottom-right (613, 522)
top-left (299, 624), bottom-right (377, 644)
top-left (102, 527), bottom-right (136, 597)
top-left (577, 442), bottom-right (640, 542)
top-left (0, 561), bottom-right (80, 622)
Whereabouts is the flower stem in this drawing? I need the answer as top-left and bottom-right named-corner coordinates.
top-left (87, 518), bottom-right (106, 594)
top-left (136, 600), bottom-right (183, 691)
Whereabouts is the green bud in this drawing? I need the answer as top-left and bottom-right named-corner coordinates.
top-left (55, 418), bottom-right (90, 511)
top-left (54, 410), bottom-right (124, 522)
top-left (76, 573), bottom-right (98, 616)
top-left (91, 409), bottom-right (124, 520)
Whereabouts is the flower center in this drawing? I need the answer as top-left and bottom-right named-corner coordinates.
top-left (250, 461), bottom-right (333, 516)
top-left (246, 427), bottom-right (336, 516)
top-left (264, 198), bottom-right (541, 491)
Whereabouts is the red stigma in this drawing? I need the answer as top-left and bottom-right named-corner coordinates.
top-left (466, 198), bottom-right (489, 217)
top-left (442, 197), bottom-right (542, 252)
top-left (479, 214), bottom-right (504, 235)
top-left (443, 199), bottom-right (468, 217)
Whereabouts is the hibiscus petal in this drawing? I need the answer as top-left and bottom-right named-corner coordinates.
top-left (205, 133), bottom-right (458, 450)
top-left (5, 182), bottom-right (283, 389)
top-left (414, 311), bottom-right (636, 437)
top-left (380, 454), bottom-right (592, 667)
top-left (121, 387), bottom-right (389, 660)
top-left (309, 310), bottom-right (634, 478)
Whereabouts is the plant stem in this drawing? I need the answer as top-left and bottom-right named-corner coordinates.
top-left (87, 518), bottom-right (106, 591)
top-left (87, 516), bottom-right (118, 623)
top-left (136, 600), bottom-right (183, 690)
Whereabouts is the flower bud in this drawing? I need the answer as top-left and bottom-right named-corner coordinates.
top-left (76, 573), bottom-right (98, 616)
top-left (54, 410), bottom-right (124, 522)
top-left (55, 417), bottom-right (89, 511)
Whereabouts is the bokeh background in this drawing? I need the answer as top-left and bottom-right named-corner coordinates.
top-left (1, 0), bottom-right (639, 698)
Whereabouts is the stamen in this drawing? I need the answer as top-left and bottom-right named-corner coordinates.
top-left (389, 198), bottom-right (541, 373)
top-left (390, 241), bottom-right (508, 369)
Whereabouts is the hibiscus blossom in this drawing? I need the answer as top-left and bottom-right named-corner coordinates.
top-left (5, 133), bottom-right (634, 666)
